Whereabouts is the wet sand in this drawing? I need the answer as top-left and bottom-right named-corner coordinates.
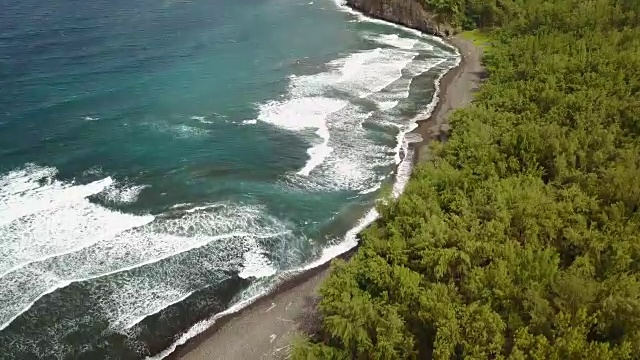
top-left (171, 35), bottom-right (483, 360)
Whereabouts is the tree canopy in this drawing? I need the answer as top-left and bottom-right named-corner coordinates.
top-left (293, 0), bottom-right (640, 359)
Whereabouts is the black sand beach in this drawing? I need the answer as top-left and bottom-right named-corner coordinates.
top-left (170, 34), bottom-right (483, 360)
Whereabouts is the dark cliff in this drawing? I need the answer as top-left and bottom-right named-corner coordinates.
top-left (346, 0), bottom-right (447, 37)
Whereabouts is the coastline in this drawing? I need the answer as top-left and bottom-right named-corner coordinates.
top-left (166, 34), bottom-right (483, 360)
top-left (411, 36), bottom-right (484, 162)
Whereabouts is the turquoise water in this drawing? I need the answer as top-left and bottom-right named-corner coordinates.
top-left (0, 0), bottom-right (457, 358)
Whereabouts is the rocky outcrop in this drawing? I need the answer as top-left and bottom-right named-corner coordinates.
top-left (346, 0), bottom-right (448, 37)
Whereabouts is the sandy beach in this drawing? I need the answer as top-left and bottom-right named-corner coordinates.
top-left (413, 36), bottom-right (484, 161)
top-left (170, 34), bottom-right (483, 360)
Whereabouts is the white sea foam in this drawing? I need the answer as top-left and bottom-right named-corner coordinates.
top-left (146, 121), bottom-right (209, 138)
top-left (258, 97), bottom-right (346, 176)
top-left (264, 46), bottom-right (419, 181)
top-left (365, 57), bottom-right (446, 120)
top-left (378, 100), bottom-right (399, 111)
top-left (100, 183), bottom-right (148, 204)
top-left (0, 164), bottom-right (57, 193)
top-left (0, 198), bottom-right (154, 278)
top-left (258, 97), bottom-right (347, 132)
top-left (0, 165), bottom-right (287, 333)
top-left (365, 33), bottom-right (420, 50)
top-left (0, 165), bottom-right (152, 329)
top-left (239, 246), bottom-right (277, 279)
top-left (297, 134), bottom-right (332, 176)
top-left (174, 124), bottom-right (208, 138)
top-left (101, 207), bottom-right (291, 332)
top-left (191, 115), bottom-right (217, 124)
top-left (122, 291), bottom-right (194, 331)
top-left (0, 169), bottom-right (114, 227)
top-left (0, 219), bottom-right (282, 332)
top-left (337, 48), bottom-right (416, 98)
top-left (170, 202), bottom-right (193, 209)
top-left (241, 119), bottom-right (257, 125)
top-left (290, 48), bottom-right (417, 99)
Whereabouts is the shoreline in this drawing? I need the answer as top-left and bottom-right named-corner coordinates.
top-left (162, 247), bottom-right (358, 360)
top-left (166, 34), bottom-right (483, 360)
top-left (411, 36), bottom-right (484, 162)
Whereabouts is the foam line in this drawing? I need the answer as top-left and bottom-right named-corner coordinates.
top-left (0, 199), bottom-right (154, 278)
top-left (145, 205), bottom-right (382, 360)
top-left (297, 126), bottom-right (333, 176)
top-left (1, 176), bottom-right (292, 333)
top-left (0, 215), bottom-right (154, 278)
top-left (123, 291), bottom-right (195, 330)
top-left (358, 183), bottom-right (382, 195)
top-left (0, 231), bottom-right (254, 331)
top-left (261, 45), bottom-right (421, 177)
top-left (258, 97), bottom-right (347, 176)
top-left (0, 175), bottom-right (114, 226)
top-left (364, 33), bottom-right (421, 50)
top-left (0, 166), bottom-right (298, 331)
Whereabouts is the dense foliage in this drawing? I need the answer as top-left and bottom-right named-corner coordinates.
top-left (423, 0), bottom-right (523, 29)
top-left (293, 0), bottom-right (640, 359)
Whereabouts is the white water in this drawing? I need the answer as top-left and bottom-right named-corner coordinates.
top-left (378, 100), bottom-right (399, 111)
top-left (0, 165), bottom-right (291, 332)
top-left (290, 48), bottom-right (417, 99)
top-left (0, 199), bottom-right (155, 278)
top-left (259, 46), bottom-right (418, 178)
top-left (258, 97), bottom-right (347, 176)
top-left (258, 31), bottom-right (450, 195)
top-left (0, 169), bottom-right (114, 227)
top-left (364, 33), bottom-right (419, 50)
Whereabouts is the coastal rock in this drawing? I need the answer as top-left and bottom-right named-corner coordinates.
top-left (346, 0), bottom-right (447, 36)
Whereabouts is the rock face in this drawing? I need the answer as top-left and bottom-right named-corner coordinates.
top-left (346, 0), bottom-right (446, 36)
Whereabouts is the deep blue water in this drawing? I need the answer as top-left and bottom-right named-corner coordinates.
top-left (0, 0), bottom-right (457, 358)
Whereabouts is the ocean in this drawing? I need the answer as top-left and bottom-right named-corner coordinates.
top-left (0, 0), bottom-right (457, 358)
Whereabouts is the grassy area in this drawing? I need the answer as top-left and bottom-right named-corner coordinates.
top-left (459, 29), bottom-right (492, 48)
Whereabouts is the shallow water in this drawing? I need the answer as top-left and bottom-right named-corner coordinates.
top-left (0, 0), bottom-right (457, 357)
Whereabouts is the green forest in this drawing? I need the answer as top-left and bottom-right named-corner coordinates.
top-left (293, 0), bottom-right (640, 358)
